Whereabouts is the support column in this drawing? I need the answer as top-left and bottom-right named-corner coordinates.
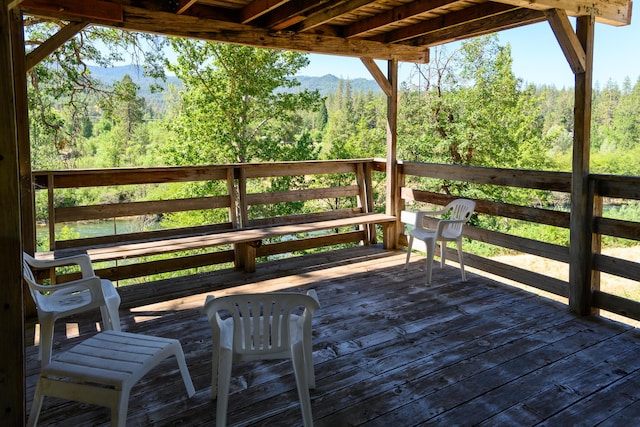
top-left (12, 9), bottom-right (36, 317)
top-left (569, 15), bottom-right (595, 315)
top-left (0, 1), bottom-right (26, 424)
top-left (385, 58), bottom-right (399, 249)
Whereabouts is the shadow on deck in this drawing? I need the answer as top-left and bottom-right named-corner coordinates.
top-left (25, 246), bottom-right (640, 426)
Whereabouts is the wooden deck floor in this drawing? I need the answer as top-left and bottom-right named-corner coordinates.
top-left (25, 246), bottom-right (640, 426)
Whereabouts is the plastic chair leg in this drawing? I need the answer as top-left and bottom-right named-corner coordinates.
top-left (174, 346), bottom-right (196, 397)
top-left (114, 389), bottom-right (128, 427)
top-left (303, 329), bottom-right (316, 389)
top-left (39, 319), bottom-right (55, 366)
top-left (425, 238), bottom-right (436, 284)
top-left (291, 343), bottom-right (314, 427)
top-left (457, 239), bottom-right (466, 281)
top-left (216, 348), bottom-right (233, 427)
top-left (404, 235), bottom-right (414, 269)
top-left (439, 240), bottom-right (446, 268)
top-left (26, 381), bottom-right (44, 427)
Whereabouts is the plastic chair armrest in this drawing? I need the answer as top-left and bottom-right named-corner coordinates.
top-left (29, 254), bottom-right (96, 279)
top-left (30, 275), bottom-right (104, 298)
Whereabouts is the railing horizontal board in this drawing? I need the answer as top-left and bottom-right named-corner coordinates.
top-left (246, 186), bottom-right (359, 205)
top-left (463, 226), bottom-right (570, 263)
top-left (593, 253), bottom-right (640, 282)
top-left (464, 252), bottom-right (569, 297)
top-left (241, 160), bottom-right (362, 178)
top-left (593, 290), bottom-right (640, 321)
top-left (246, 208), bottom-right (364, 227)
top-left (55, 223), bottom-right (234, 250)
top-left (55, 196), bottom-right (232, 222)
top-left (593, 174), bottom-right (640, 200)
top-left (403, 188), bottom-right (570, 228)
top-left (59, 250), bottom-right (235, 283)
top-left (400, 162), bottom-right (571, 192)
top-left (256, 231), bottom-right (365, 257)
top-left (594, 217), bottom-right (640, 241)
top-left (34, 166), bottom-right (230, 188)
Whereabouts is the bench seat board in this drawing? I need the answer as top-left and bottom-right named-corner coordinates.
top-left (38, 214), bottom-right (396, 266)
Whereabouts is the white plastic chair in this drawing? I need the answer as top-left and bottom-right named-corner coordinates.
top-left (203, 291), bottom-right (321, 427)
top-left (404, 199), bottom-right (476, 284)
top-left (23, 252), bottom-right (121, 367)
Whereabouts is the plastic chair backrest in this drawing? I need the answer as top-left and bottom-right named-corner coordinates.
top-left (205, 293), bottom-right (319, 357)
top-left (23, 253), bottom-right (46, 305)
top-left (441, 199), bottom-right (475, 239)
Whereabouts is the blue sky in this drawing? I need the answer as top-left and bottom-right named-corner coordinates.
top-left (299, 3), bottom-right (639, 89)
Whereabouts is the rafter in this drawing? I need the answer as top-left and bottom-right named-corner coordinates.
top-left (344, 0), bottom-right (459, 38)
top-left (296, 0), bottom-right (371, 32)
top-left (370, 2), bottom-right (518, 43)
top-left (407, 8), bottom-right (546, 47)
top-left (176, 0), bottom-right (197, 15)
top-left (177, 4), bottom-right (239, 22)
top-left (261, 0), bottom-right (333, 29)
top-left (241, 0), bottom-right (289, 24)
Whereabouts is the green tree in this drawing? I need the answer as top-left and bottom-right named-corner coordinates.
top-left (399, 36), bottom-right (550, 202)
top-left (163, 40), bottom-right (323, 165)
top-left (24, 19), bottom-right (166, 169)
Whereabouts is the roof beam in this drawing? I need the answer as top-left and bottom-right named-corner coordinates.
top-left (20, 3), bottom-right (430, 62)
top-left (494, 0), bottom-right (632, 26)
top-left (344, 0), bottom-right (459, 38)
top-left (25, 21), bottom-right (87, 71)
top-left (19, 0), bottom-right (122, 22)
top-left (546, 8), bottom-right (586, 74)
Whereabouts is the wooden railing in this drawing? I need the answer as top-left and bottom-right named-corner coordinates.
top-left (33, 160), bottom-right (386, 283)
top-left (393, 160), bottom-right (640, 321)
top-left (33, 159), bottom-right (640, 321)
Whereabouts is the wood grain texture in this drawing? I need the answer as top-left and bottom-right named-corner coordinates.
top-left (24, 246), bottom-right (640, 426)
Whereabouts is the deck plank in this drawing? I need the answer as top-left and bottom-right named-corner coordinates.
top-left (25, 246), bottom-right (640, 426)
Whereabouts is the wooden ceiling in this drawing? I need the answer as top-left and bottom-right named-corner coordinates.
top-left (14, 0), bottom-right (634, 64)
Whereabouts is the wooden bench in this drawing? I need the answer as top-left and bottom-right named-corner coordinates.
top-left (38, 213), bottom-right (396, 274)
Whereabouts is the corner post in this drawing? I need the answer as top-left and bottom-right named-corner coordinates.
top-left (569, 15), bottom-right (595, 315)
top-left (1, 1), bottom-right (26, 424)
top-left (385, 58), bottom-right (399, 248)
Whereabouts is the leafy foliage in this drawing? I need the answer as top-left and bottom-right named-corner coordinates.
top-left (162, 40), bottom-right (323, 165)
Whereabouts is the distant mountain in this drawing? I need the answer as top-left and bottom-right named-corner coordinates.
top-left (291, 74), bottom-right (381, 95)
top-left (89, 65), bottom-right (380, 95)
top-left (88, 64), bottom-right (182, 88)
top-left (87, 65), bottom-right (381, 115)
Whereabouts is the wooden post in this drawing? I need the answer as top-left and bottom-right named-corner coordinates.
top-left (235, 166), bottom-right (249, 268)
top-left (11, 9), bottom-right (37, 316)
top-left (590, 178), bottom-right (602, 315)
top-left (11, 10), bottom-right (34, 255)
top-left (569, 15), bottom-right (595, 315)
top-left (385, 58), bottom-right (399, 249)
top-left (0, 1), bottom-right (26, 424)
